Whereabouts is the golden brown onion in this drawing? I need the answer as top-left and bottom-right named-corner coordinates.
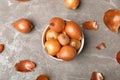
top-left (36, 74), bottom-right (49, 80)
top-left (90, 72), bottom-right (104, 80)
top-left (70, 39), bottom-right (81, 50)
top-left (49, 17), bottom-right (65, 33)
top-left (46, 29), bottom-right (59, 41)
top-left (57, 45), bottom-right (76, 61)
top-left (65, 21), bottom-right (82, 40)
top-left (104, 9), bottom-right (120, 32)
top-left (12, 18), bottom-right (33, 33)
top-left (45, 39), bottom-right (61, 56)
top-left (64, 0), bottom-right (80, 9)
top-left (58, 33), bottom-right (70, 46)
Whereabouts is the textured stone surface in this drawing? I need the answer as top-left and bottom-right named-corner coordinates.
top-left (0, 0), bottom-right (120, 80)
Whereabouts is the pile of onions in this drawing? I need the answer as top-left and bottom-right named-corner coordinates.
top-left (43, 17), bottom-right (83, 61)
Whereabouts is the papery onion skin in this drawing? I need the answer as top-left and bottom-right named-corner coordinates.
top-left (15, 60), bottom-right (36, 72)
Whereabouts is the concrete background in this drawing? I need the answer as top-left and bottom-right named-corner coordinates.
top-left (0, 0), bottom-right (120, 80)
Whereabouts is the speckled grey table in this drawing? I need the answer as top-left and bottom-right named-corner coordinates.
top-left (0, 0), bottom-right (120, 80)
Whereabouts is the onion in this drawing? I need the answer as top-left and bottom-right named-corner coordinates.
top-left (12, 18), bottom-right (33, 33)
top-left (70, 39), bottom-right (81, 50)
top-left (49, 17), bottom-right (65, 33)
top-left (91, 72), bottom-right (104, 80)
top-left (58, 33), bottom-right (70, 46)
top-left (65, 21), bottom-right (82, 40)
top-left (64, 0), bottom-right (80, 9)
top-left (45, 29), bottom-right (59, 40)
top-left (104, 9), bottom-right (120, 32)
top-left (57, 45), bottom-right (76, 61)
top-left (82, 21), bottom-right (99, 30)
top-left (45, 39), bottom-right (61, 56)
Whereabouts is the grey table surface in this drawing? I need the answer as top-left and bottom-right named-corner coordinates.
top-left (0, 0), bottom-right (120, 80)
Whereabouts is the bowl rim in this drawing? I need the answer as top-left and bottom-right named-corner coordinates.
top-left (42, 20), bottom-right (84, 61)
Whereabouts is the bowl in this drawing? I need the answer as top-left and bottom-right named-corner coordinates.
top-left (42, 20), bottom-right (84, 61)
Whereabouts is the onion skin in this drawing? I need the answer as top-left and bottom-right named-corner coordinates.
top-left (12, 18), bottom-right (33, 33)
top-left (65, 21), bottom-right (82, 40)
top-left (15, 60), bottom-right (36, 72)
top-left (49, 17), bottom-right (65, 33)
top-left (64, 0), bottom-right (80, 9)
top-left (82, 21), bottom-right (98, 30)
top-left (57, 45), bottom-right (76, 61)
top-left (96, 42), bottom-right (106, 50)
top-left (104, 9), bottom-right (120, 33)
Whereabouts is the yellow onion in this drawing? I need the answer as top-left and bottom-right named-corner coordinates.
top-left (65, 21), bottom-right (82, 40)
top-left (12, 18), bottom-right (33, 33)
top-left (57, 45), bottom-right (76, 61)
top-left (104, 9), bottom-right (120, 32)
top-left (49, 17), bottom-right (65, 33)
top-left (64, 0), bottom-right (80, 9)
